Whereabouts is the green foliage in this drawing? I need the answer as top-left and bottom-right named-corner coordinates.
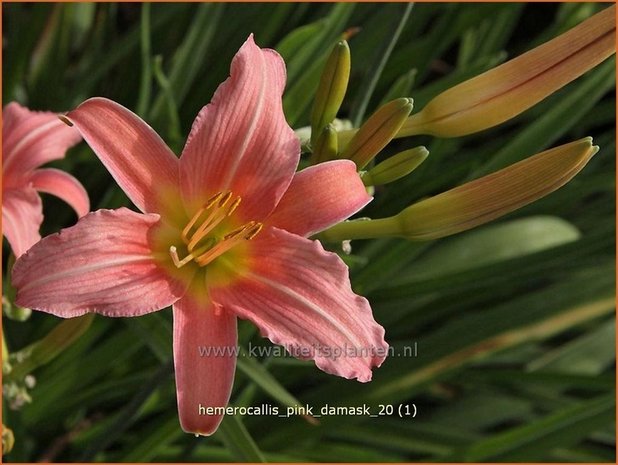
top-left (2, 3), bottom-right (614, 462)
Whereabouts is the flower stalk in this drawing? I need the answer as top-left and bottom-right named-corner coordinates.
top-left (5, 314), bottom-right (95, 382)
top-left (322, 138), bottom-right (598, 241)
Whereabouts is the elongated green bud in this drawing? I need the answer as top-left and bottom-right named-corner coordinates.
top-left (341, 98), bottom-right (413, 170)
top-left (399, 6), bottom-right (616, 137)
top-left (310, 40), bottom-right (351, 146)
top-left (310, 124), bottom-right (338, 164)
top-left (321, 138), bottom-right (598, 241)
top-left (362, 146), bottom-right (428, 186)
top-left (397, 138), bottom-right (598, 239)
top-left (7, 314), bottom-right (95, 382)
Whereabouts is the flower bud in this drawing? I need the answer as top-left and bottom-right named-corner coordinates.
top-left (362, 146), bottom-right (428, 186)
top-left (341, 98), bottom-right (413, 169)
top-left (7, 314), bottom-right (95, 382)
top-left (310, 41), bottom-right (351, 146)
top-left (399, 6), bottom-right (616, 137)
top-left (321, 138), bottom-right (598, 241)
top-left (396, 138), bottom-right (599, 239)
top-left (310, 124), bottom-right (339, 164)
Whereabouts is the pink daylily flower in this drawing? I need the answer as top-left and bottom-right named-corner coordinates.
top-left (2, 103), bottom-right (89, 257)
top-left (12, 36), bottom-right (387, 436)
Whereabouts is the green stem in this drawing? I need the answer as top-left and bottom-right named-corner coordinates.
top-left (319, 216), bottom-right (402, 242)
top-left (6, 314), bottom-right (95, 382)
top-left (5, 253), bottom-right (16, 302)
top-left (136, 3), bottom-right (152, 117)
top-left (153, 55), bottom-right (183, 148)
top-left (2, 328), bottom-right (11, 375)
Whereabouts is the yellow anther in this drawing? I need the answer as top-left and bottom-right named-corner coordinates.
top-left (218, 191), bottom-right (232, 207)
top-left (245, 223), bottom-right (263, 240)
top-left (224, 221), bottom-right (255, 240)
top-left (205, 191), bottom-right (224, 209)
top-left (227, 197), bottom-right (242, 216)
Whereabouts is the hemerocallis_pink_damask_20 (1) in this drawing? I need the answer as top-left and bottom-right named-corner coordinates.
top-left (12, 36), bottom-right (388, 436)
top-left (2, 103), bottom-right (90, 258)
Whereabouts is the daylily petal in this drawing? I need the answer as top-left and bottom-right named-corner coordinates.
top-left (179, 35), bottom-right (300, 221)
top-left (173, 295), bottom-right (237, 436)
top-left (1, 102), bottom-right (27, 143)
top-left (13, 208), bottom-right (187, 317)
top-left (29, 168), bottom-right (90, 218)
top-left (2, 187), bottom-right (43, 257)
top-left (211, 227), bottom-right (387, 382)
top-left (267, 160), bottom-right (371, 237)
top-left (64, 98), bottom-right (179, 214)
top-left (2, 102), bottom-right (82, 182)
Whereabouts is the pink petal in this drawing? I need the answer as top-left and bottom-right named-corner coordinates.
top-left (64, 98), bottom-right (179, 214)
top-left (211, 227), bottom-right (387, 382)
top-left (12, 208), bottom-right (188, 317)
top-left (1, 102), bottom-right (27, 142)
top-left (29, 168), bottom-right (90, 218)
top-left (179, 35), bottom-right (300, 221)
top-left (2, 187), bottom-right (43, 258)
top-left (3, 102), bottom-right (82, 183)
top-left (267, 160), bottom-right (372, 237)
top-left (173, 295), bottom-right (237, 436)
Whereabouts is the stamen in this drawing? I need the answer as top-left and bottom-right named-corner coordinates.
top-left (182, 207), bottom-right (205, 242)
top-left (187, 208), bottom-right (221, 250)
top-left (223, 221), bottom-right (255, 240)
top-left (181, 192), bottom-right (224, 243)
top-left (170, 191), bottom-right (260, 269)
top-left (227, 197), bottom-right (242, 216)
top-left (195, 221), bottom-right (264, 267)
top-left (218, 191), bottom-right (232, 207)
top-left (186, 192), bottom-right (239, 251)
top-left (245, 223), bottom-right (263, 240)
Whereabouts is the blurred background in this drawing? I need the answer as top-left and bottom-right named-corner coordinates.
top-left (2, 2), bottom-right (615, 462)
